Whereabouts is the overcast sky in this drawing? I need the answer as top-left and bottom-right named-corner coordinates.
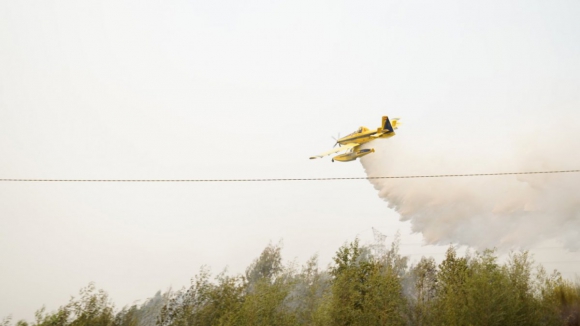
top-left (1, 0), bottom-right (580, 321)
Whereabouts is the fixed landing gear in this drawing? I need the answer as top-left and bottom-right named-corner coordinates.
top-left (332, 159), bottom-right (334, 162)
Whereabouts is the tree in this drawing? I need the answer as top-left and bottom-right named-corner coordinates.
top-left (30, 283), bottom-right (115, 326)
top-left (463, 249), bottom-right (512, 326)
top-left (501, 251), bottom-right (542, 326)
top-left (433, 246), bottom-right (470, 326)
top-left (234, 242), bottom-right (295, 326)
top-left (328, 238), bottom-right (406, 326)
top-left (245, 242), bottom-right (283, 288)
top-left (158, 267), bottom-right (245, 326)
top-left (283, 255), bottom-right (331, 325)
top-left (406, 257), bottom-right (437, 325)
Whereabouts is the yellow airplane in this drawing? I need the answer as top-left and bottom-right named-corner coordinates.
top-left (310, 116), bottom-right (399, 162)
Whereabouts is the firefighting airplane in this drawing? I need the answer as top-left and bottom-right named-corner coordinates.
top-left (309, 116), bottom-right (399, 162)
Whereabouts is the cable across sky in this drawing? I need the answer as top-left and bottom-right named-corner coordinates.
top-left (1, 169), bottom-right (579, 182)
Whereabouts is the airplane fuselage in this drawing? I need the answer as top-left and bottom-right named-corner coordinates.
top-left (336, 127), bottom-right (395, 146)
top-left (309, 116), bottom-right (399, 162)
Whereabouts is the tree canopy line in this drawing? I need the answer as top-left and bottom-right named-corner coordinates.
top-left (3, 236), bottom-right (580, 326)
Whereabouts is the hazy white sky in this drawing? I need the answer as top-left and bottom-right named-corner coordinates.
top-left (1, 0), bottom-right (580, 321)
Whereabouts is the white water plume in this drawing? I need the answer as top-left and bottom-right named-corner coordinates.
top-left (361, 115), bottom-right (580, 250)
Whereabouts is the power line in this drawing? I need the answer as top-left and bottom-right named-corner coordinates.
top-left (1, 169), bottom-right (579, 183)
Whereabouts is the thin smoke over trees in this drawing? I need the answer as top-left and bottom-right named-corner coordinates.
top-left (3, 237), bottom-right (580, 326)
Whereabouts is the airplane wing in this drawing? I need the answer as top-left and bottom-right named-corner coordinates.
top-left (309, 143), bottom-right (358, 159)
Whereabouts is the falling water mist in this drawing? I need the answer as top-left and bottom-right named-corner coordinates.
top-left (360, 115), bottom-right (580, 251)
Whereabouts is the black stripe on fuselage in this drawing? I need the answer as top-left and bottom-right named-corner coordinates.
top-left (339, 130), bottom-right (391, 143)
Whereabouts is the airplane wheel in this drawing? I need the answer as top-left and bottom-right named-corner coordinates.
top-left (332, 159), bottom-right (334, 163)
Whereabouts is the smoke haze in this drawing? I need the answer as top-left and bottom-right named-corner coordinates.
top-left (361, 115), bottom-right (580, 250)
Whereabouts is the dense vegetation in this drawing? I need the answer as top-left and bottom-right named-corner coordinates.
top-left (3, 237), bottom-right (580, 326)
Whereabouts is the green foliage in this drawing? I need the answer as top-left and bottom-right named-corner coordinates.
top-left (406, 256), bottom-right (437, 325)
top-left (551, 280), bottom-right (580, 325)
top-left (464, 249), bottom-right (512, 326)
top-left (158, 267), bottom-right (245, 326)
top-left (234, 277), bottom-right (295, 326)
top-left (500, 251), bottom-right (543, 325)
top-left (158, 243), bottom-right (292, 326)
top-left (326, 238), bottom-right (406, 326)
top-left (5, 239), bottom-right (580, 326)
top-left (283, 255), bottom-right (331, 325)
top-left (245, 242), bottom-right (283, 286)
top-left (1, 284), bottom-right (166, 326)
top-left (28, 283), bottom-right (115, 326)
top-left (433, 245), bottom-right (470, 325)
top-left (535, 267), bottom-right (580, 326)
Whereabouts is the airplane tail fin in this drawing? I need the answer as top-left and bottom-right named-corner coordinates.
top-left (382, 116), bottom-right (394, 132)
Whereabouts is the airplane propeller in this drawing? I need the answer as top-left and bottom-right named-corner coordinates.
top-left (331, 133), bottom-right (341, 147)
